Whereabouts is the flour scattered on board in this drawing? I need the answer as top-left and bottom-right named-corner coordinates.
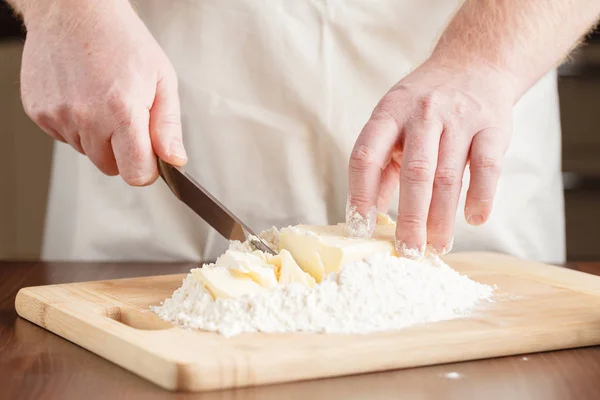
top-left (152, 227), bottom-right (494, 337)
top-left (441, 372), bottom-right (462, 380)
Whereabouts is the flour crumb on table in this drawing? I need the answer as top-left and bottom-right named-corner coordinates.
top-left (441, 372), bottom-right (462, 380)
top-left (151, 217), bottom-right (494, 337)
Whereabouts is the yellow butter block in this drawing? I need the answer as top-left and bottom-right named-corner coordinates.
top-left (216, 251), bottom-right (278, 289)
top-left (279, 222), bottom-right (397, 282)
top-left (269, 249), bottom-right (316, 288)
top-left (192, 267), bottom-right (265, 299)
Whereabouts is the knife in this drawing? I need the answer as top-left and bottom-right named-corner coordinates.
top-left (157, 159), bottom-right (277, 255)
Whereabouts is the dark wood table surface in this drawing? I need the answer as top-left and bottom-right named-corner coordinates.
top-left (2, 261), bottom-right (600, 400)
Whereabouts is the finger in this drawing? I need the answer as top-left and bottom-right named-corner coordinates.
top-left (35, 113), bottom-right (67, 144)
top-left (347, 110), bottom-right (401, 237)
top-left (465, 127), bottom-right (508, 225)
top-left (150, 73), bottom-right (187, 166)
top-left (71, 107), bottom-right (118, 174)
top-left (59, 127), bottom-right (85, 155)
top-left (69, 134), bottom-right (85, 155)
top-left (426, 126), bottom-right (470, 254)
top-left (395, 120), bottom-right (441, 257)
top-left (376, 159), bottom-right (401, 212)
top-left (111, 109), bottom-right (158, 186)
top-left (81, 133), bottom-right (119, 176)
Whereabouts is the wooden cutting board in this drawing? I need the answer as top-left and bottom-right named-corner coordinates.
top-left (15, 252), bottom-right (600, 392)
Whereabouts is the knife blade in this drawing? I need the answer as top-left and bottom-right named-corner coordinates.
top-left (157, 159), bottom-right (276, 255)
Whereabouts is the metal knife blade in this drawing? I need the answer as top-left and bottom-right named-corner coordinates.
top-left (157, 159), bottom-right (276, 255)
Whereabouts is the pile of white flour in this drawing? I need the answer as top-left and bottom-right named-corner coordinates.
top-left (151, 233), bottom-right (493, 337)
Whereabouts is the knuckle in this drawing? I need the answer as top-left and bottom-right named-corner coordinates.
top-left (23, 102), bottom-right (49, 123)
top-left (418, 93), bottom-right (440, 120)
top-left (397, 212), bottom-right (426, 229)
top-left (69, 104), bottom-right (90, 127)
top-left (372, 97), bottom-right (402, 124)
top-left (471, 156), bottom-right (502, 176)
top-left (113, 119), bottom-right (135, 137)
top-left (453, 100), bottom-right (468, 118)
top-left (433, 167), bottom-right (460, 189)
top-left (468, 193), bottom-right (494, 204)
top-left (374, 99), bottom-right (397, 117)
top-left (348, 192), bottom-right (374, 211)
top-left (390, 82), bottom-right (411, 93)
top-left (349, 145), bottom-right (378, 171)
top-left (158, 112), bottom-right (181, 129)
top-left (402, 159), bottom-right (433, 184)
top-left (106, 92), bottom-right (133, 120)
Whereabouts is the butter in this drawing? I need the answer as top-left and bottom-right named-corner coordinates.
top-left (269, 249), bottom-right (316, 288)
top-left (192, 267), bottom-right (265, 299)
top-left (279, 222), bottom-right (397, 282)
top-left (376, 212), bottom-right (396, 227)
top-left (193, 214), bottom-right (398, 298)
top-left (216, 251), bottom-right (278, 289)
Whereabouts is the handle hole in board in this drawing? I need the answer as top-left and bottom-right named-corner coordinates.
top-left (98, 306), bottom-right (173, 330)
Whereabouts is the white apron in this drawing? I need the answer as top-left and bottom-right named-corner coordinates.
top-left (42, 0), bottom-right (565, 263)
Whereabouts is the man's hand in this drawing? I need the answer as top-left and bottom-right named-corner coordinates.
top-left (347, 60), bottom-right (514, 255)
top-left (14, 0), bottom-right (186, 185)
top-left (346, 0), bottom-right (600, 257)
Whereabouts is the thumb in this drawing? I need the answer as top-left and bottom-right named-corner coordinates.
top-left (150, 72), bottom-right (187, 166)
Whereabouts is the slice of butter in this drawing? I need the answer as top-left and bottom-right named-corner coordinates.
top-left (269, 249), bottom-right (316, 288)
top-left (192, 266), bottom-right (265, 299)
top-left (216, 250), bottom-right (278, 289)
top-left (279, 223), bottom-right (397, 282)
top-left (376, 212), bottom-right (396, 227)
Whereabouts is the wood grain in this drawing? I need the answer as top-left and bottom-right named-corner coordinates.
top-left (11, 252), bottom-right (600, 393)
top-left (3, 260), bottom-right (600, 399)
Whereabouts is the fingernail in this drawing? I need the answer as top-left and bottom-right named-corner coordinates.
top-left (168, 137), bottom-right (187, 161)
top-left (395, 240), bottom-right (424, 259)
top-left (428, 237), bottom-right (454, 256)
top-left (467, 214), bottom-right (484, 226)
top-left (444, 237), bottom-right (454, 254)
top-left (345, 197), bottom-right (376, 238)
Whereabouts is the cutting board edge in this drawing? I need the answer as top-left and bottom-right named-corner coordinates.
top-left (12, 251), bottom-right (600, 392)
top-left (174, 335), bottom-right (600, 392)
top-left (15, 282), bottom-right (600, 392)
top-left (14, 286), bottom-right (185, 391)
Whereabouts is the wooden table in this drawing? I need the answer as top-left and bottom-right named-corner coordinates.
top-left (2, 261), bottom-right (600, 399)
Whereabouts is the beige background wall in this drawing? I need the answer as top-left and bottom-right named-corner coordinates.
top-left (0, 40), bottom-right (53, 259)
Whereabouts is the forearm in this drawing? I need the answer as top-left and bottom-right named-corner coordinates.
top-left (431, 0), bottom-right (600, 102)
